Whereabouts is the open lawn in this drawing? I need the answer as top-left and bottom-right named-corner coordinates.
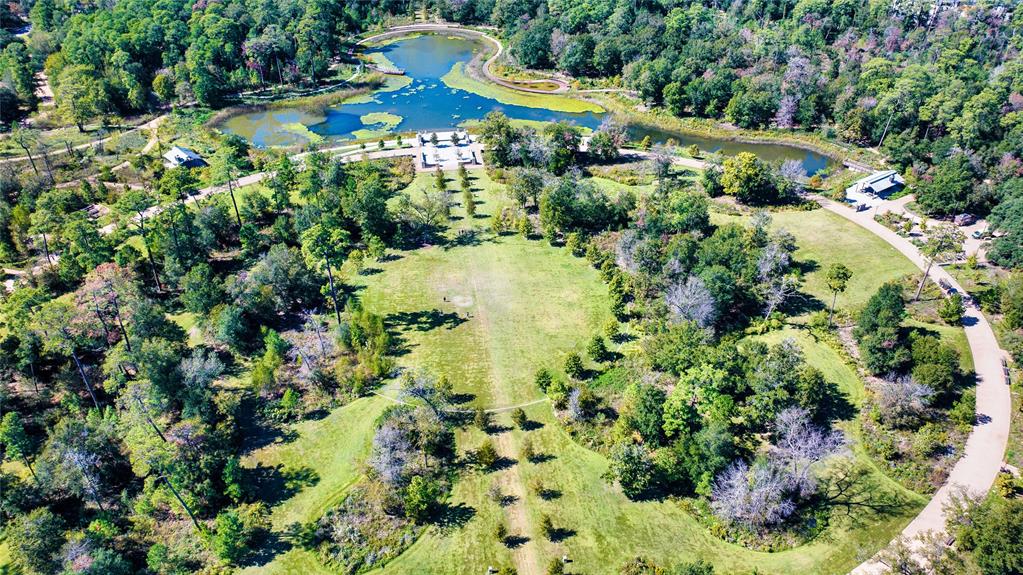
top-left (245, 175), bottom-right (932, 575)
top-left (713, 208), bottom-right (919, 313)
top-left (377, 328), bottom-right (924, 574)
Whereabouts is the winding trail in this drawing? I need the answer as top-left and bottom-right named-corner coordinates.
top-left (812, 196), bottom-right (1011, 574)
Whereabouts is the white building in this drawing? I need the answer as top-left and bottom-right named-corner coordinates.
top-left (163, 146), bottom-right (207, 169)
top-left (417, 130), bottom-right (479, 170)
top-left (845, 170), bottom-right (905, 206)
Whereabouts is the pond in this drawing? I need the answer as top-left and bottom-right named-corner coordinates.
top-left (221, 34), bottom-right (834, 175)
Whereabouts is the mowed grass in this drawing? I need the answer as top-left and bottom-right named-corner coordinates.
top-left (712, 208), bottom-right (919, 312)
top-left (242, 395), bottom-right (391, 531)
top-left (358, 170), bottom-right (611, 407)
top-left (249, 177), bottom-right (928, 575)
top-left (380, 338), bottom-right (923, 575)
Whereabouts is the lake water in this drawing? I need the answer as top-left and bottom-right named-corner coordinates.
top-left (222, 35), bottom-right (833, 175)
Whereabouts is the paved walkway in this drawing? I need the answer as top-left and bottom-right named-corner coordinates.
top-left (814, 196), bottom-right (1011, 574)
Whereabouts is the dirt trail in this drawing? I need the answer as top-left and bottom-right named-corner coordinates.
top-left (468, 272), bottom-right (542, 575)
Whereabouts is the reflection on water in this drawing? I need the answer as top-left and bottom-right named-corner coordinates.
top-left (222, 35), bottom-right (834, 175)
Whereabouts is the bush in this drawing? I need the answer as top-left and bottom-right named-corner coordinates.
top-left (511, 407), bottom-right (528, 429)
top-left (564, 352), bottom-right (584, 378)
top-left (938, 293), bottom-right (965, 325)
top-left (477, 439), bottom-right (499, 469)
top-left (535, 367), bottom-right (554, 392)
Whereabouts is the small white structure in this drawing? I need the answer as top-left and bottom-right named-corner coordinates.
top-left (845, 170), bottom-right (905, 206)
top-left (417, 130), bottom-right (479, 170)
top-left (163, 146), bottom-right (207, 169)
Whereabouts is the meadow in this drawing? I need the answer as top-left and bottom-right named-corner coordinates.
top-left (234, 169), bottom-right (959, 575)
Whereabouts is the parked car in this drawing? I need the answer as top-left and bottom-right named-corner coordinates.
top-left (855, 203), bottom-right (869, 212)
top-left (971, 230), bottom-right (983, 239)
top-left (938, 278), bottom-right (951, 291)
top-left (953, 213), bottom-right (976, 226)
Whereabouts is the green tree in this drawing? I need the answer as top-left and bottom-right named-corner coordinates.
top-left (824, 263), bottom-right (853, 326)
top-left (564, 352), bottom-right (584, 379)
top-left (720, 152), bottom-right (778, 205)
top-left (404, 475), bottom-right (440, 523)
top-left (587, 335), bottom-right (608, 363)
top-left (54, 64), bottom-right (108, 132)
top-left (7, 507), bottom-right (65, 575)
top-left (301, 223), bottom-right (352, 326)
top-left (0, 411), bottom-right (36, 479)
top-left (938, 293), bottom-right (965, 325)
top-left (212, 509), bottom-right (251, 564)
top-left (180, 263), bottom-right (224, 315)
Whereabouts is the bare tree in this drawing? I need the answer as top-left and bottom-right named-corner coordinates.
top-left (762, 274), bottom-right (801, 318)
top-left (368, 422), bottom-right (413, 485)
top-left (615, 229), bottom-right (641, 273)
top-left (665, 275), bottom-right (717, 328)
top-left (872, 376), bottom-right (934, 429)
top-left (771, 407), bottom-right (848, 498)
top-left (711, 460), bottom-right (796, 531)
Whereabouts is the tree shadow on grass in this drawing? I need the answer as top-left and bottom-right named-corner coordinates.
top-left (245, 463), bottom-right (319, 508)
top-left (240, 529), bottom-right (293, 568)
top-left (548, 527), bottom-right (576, 543)
top-left (386, 309), bottom-right (466, 332)
top-left (528, 453), bottom-right (556, 465)
top-left (537, 487), bottom-right (562, 501)
top-left (358, 267), bottom-right (384, 276)
top-left (819, 460), bottom-right (918, 527)
top-left (434, 502), bottom-right (476, 532)
top-left (502, 535), bottom-right (530, 548)
top-left (449, 392), bottom-right (476, 405)
top-left (520, 419), bottom-right (544, 432)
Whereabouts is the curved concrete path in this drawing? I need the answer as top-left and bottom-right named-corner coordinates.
top-left (812, 197), bottom-right (1011, 574)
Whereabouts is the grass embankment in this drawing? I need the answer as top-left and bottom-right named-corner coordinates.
top-left (442, 62), bottom-right (603, 115)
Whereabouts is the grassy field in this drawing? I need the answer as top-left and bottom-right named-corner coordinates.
top-left (243, 175), bottom-right (934, 575)
top-left (379, 327), bottom-right (922, 575)
top-left (713, 208), bottom-right (919, 313)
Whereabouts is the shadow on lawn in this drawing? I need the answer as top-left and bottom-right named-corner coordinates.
top-left (245, 463), bottom-right (320, 508)
top-left (434, 502), bottom-right (477, 531)
top-left (240, 529), bottom-right (292, 568)
top-left (502, 534), bottom-right (530, 548)
top-left (387, 309), bottom-right (467, 332)
top-left (819, 460), bottom-right (918, 525)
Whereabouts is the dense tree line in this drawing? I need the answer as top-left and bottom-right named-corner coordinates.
top-left (439, 0), bottom-right (1023, 267)
top-left (0, 0), bottom-right (415, 123)
top-left (0, 140), bottom-right (420, 573)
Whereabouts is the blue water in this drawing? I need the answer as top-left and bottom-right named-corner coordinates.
top-left (225, 35), bottom-right (833, 175)
top-left (306, 35), bottom-right (604, 139)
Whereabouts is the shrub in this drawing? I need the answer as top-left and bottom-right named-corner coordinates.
top-left (539, 514), bottom-right (555, 540)
top-left (511, 407), bottom-right (528, 429)
top-left (564, 352), bottom-right (584, 378)
top-left (535, 368), bottom-right (553, 392)
top-left (477, 439), bottom-right (499, 469)
top-left (938, 293), bottom-right (965, 325)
